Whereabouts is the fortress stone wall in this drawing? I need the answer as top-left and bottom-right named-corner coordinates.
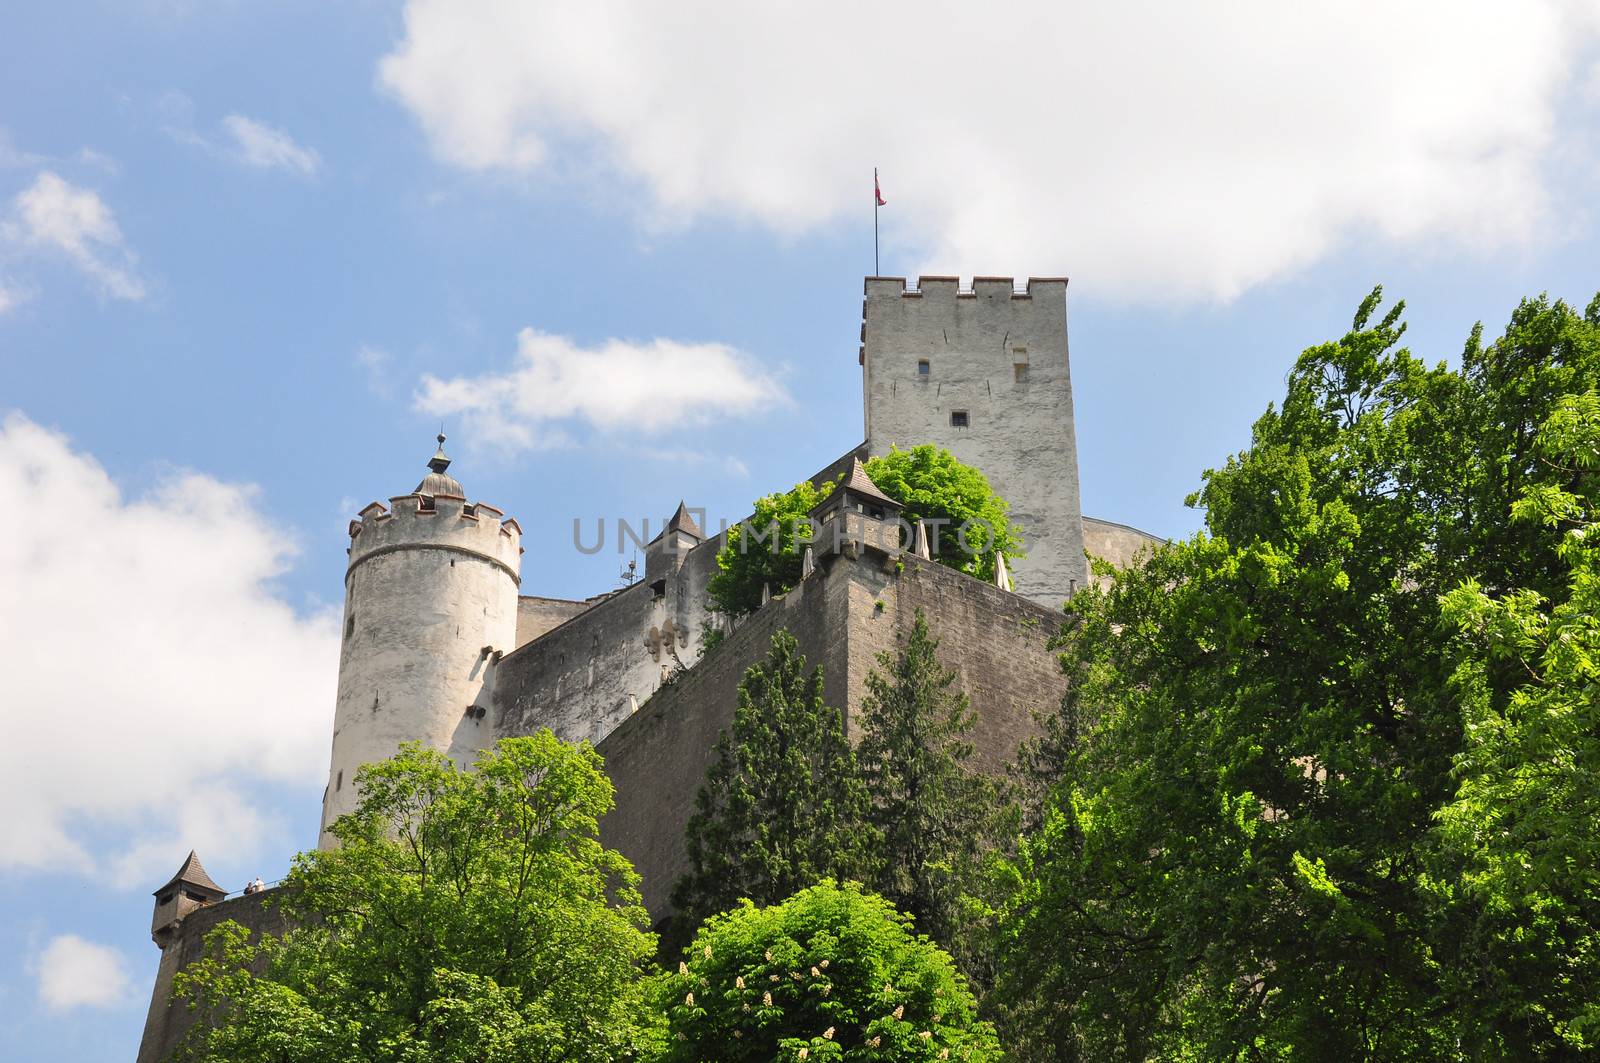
top-left (137, 890), bottom-right (289, 1063)
top-left (599, 547), bottom-right (1067, 917)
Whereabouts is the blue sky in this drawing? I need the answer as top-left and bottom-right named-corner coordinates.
top-left (1, 2), bottom-right (1598, 1058)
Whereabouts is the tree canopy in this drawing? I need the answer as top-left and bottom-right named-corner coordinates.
top-left (708, 479), bottom-right (835, 617)
top-left (708, 448), bottom-right (1019, 617)
top-left (174, 734), bottom-right (662, 1063)
top-left (1433, 391), bottom-right (1600, 1054)
top-left (659, 880), bottom-right (1001, 1062)
top-left (864, 445), bottom-right (1022, 583)
top-left (998, 289), bottom-right (1600, 1058)
top-left (857, 610), bottom-right (1007, 971)
top-left (672, 629), bottom-right (876, 932)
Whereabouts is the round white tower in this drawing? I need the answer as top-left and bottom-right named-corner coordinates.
top-left (319, 435), bottom-right (522, 844)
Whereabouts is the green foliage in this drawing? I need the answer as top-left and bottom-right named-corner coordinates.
top-left (699, 620), bottom-right (727, 656)
top-left (659, 880), bottom-right (1001, 1062)
top-left (997, 288), bottom-right (1600, 1058)
top-left (1434, 392), bottom-right (1600, 1054)
top-left (857, 611), bottom-right (1009, 973)
top-left (708, 448), bottom-right (1020, 617)
top-left (673, 630), bottom-right (876, 931)
top-left (864, 446), bottom-right (1022, 583)
top-left (174, 734), bottom-right (662, 1063)
top-left (709, 480), bottom-right (834, 616)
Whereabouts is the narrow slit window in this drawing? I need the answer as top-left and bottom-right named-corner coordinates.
top-left (950, 410), bottom-right (969, 428)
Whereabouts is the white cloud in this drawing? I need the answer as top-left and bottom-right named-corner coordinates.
top-left (416, 327), bottom-right (786, 449)
top-left (35, 935), bottom-right (131, 1012)
top-left (6, 172), bottom-right (145, 300)
top-left (355, 343), bottom-right (393, 397)
top-left (221, 114), bottom-right (321, 177)
top-left (0, 280), bottom-right (24, 314)
top-left (0, 414), bottom-right (339, 887)
top-left (378, 1), bottom-right (1600, 302)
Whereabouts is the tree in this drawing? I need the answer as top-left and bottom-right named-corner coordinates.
top-left (659, 880), bottom-right (1001, 1062)
top-left (173, 734), bottom-right (662, 1063)
top-left (996, 289), bottom-right (1600, 1058)
top-left (864, 446), bottom-right (1022, 583)
top-left (672, 629), bottom-right (876, 930)
top-left (1434, 392), bottom-right (1600, 1055)
top-left (857, 611), bottom-right (1007, 970)
top-left (708, 448), bottom-right (1021, 617)
top-left (709, 479), bottom-right (835, 616)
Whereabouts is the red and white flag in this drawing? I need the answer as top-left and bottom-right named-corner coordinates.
top-left (874, 170), bottom-right (886, 207)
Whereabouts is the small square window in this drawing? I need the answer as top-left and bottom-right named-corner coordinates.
top-left (950, 410), bottom-right (969, 428)
top-left (917, 359), bottom-right (930, 376)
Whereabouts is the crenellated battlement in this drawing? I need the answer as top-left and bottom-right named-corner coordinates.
top-left (346, 492), bottom-right (522, 584)
top-left (863, 275), bottom-right (1069, 300)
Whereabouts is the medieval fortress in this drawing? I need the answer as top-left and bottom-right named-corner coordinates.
top-left (138, 277), bottom-right (1161, 1060)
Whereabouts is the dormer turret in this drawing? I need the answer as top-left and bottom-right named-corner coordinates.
top-left (644, 501), bottom-right (705, 584)
top-left (150, 851), bottom-right (226, 948)
top-left (811, 458), bottom-right (904, 558)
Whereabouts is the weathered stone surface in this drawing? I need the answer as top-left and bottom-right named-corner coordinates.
top-left (137, 889), bottom-right (289, 1063)
top-left (1082, 515), bottom-right (1165, 590)
top-left (320, 492), bottom-right (522, 841)
top-left (862, 276), bottom-right (1088, 608)
top-left (514, 594), bottom-right (595, 647)
top-left (597, 548), bottom-right (1066, 918)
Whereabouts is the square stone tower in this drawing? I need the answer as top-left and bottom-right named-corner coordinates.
top-left (861, 276), bottom-right (1087, 607)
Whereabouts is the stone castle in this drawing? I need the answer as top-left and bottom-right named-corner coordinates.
top-left (137, 276), bottom-right (1161, 1061)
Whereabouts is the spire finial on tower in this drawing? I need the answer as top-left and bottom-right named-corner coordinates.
top-left (429, 429), bottom-right (451, 474)
top-left (414, 428), bottom-right (465, 497)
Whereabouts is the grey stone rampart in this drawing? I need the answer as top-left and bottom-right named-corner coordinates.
top-left (1082, 515), bottom-right (1166, 590)
top-left (515, 595), bottom-right (595, 648)
top-left (597, 549), bottom-right (1066, 918)
top-left (492, 528), bottom-right (723, 747)
top-left (862, 276), bottom-right (1087, 609)
top-left (137, 890), bottom-right (290, 1063)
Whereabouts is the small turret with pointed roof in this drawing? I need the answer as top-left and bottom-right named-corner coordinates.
top-left (663, 500), bottom-right (705, 540)
top-left (645, 500), bottom-right (705, 582)
top-left (811, 458), bottom-right (903, 557)
top-left (150, 850), bottom-right (228, 947)
top-left (810, 457), bottom-right (901, 520)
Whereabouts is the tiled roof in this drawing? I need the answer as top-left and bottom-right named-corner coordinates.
top-left (154, 850), bottom-right (226, 898)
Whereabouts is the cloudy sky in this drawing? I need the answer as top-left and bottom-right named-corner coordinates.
top-left (2, 2), bottom-right (1598, 1057)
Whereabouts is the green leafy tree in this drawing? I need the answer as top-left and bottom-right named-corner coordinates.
top-left (659, 880), bottom-right (1001, 1062)
top-left (864, 445), bottom-right (1022, 583)
top-left (996, 289), bottom-right (1600, 1059)
top-left (1434, 392), bottom-right (1600, 1055)
top-left (673, 629), bottom-right (876, 930)
top-left (709, 448), bottom-right (1021, 617)
top-left (173, 734), bottom-right (662, 1063)
top-left (709, 479), bottom-right (835, 616)
top-left (857, 611), bottom-right (1008, 973)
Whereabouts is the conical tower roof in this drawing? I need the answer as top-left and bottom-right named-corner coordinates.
top-left (839, 458), bottom-right (899, 508)
top-left (154, 850), bottom-right (225, 898)
top-left (414, 432), bottom-right (465, 497)
top-left (663, 501), bottom-right (704, 539)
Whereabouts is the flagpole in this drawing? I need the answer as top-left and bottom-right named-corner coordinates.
top-left (873, 167), bottom-right (880, 276)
